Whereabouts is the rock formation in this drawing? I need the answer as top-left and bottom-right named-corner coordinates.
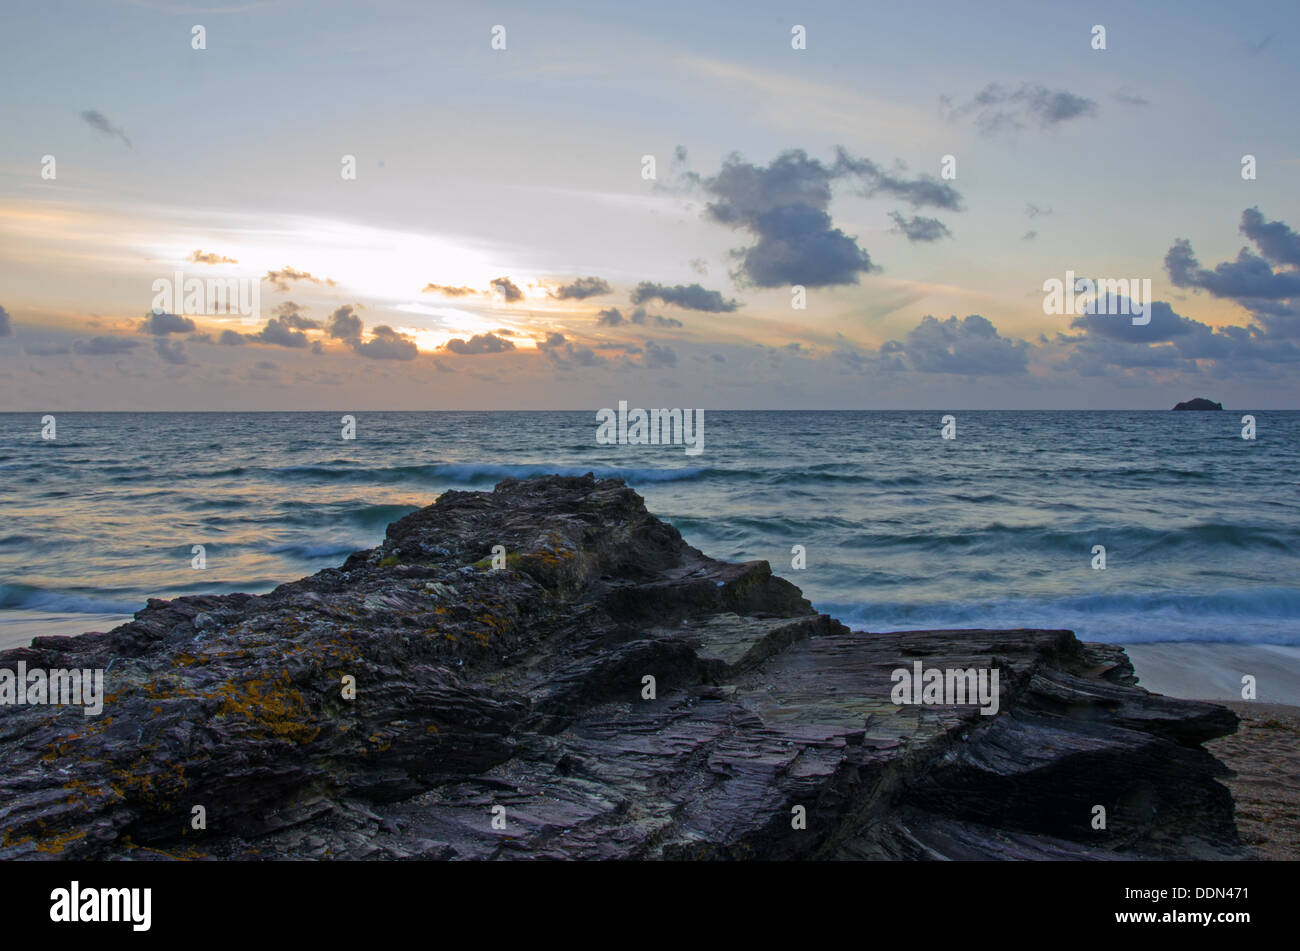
top-left (0, 475), bottom-right (1246, 860)
top-left (1173, 398), bottom-right (1224, 410)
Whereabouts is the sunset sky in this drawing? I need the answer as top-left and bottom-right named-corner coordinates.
top-left (1, 0), bottom-right (1298, 409)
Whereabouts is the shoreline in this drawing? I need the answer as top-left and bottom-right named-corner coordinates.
top-left (1201, 701), bottom-right (1300, 861)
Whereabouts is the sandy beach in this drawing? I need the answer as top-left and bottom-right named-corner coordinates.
top-left (1124, 643), bottom-right (1300, 860)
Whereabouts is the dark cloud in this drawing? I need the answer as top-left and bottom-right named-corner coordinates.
top-left (490, 277), bottom-right (524, 302)
top-left (597, 305), bottom-right (681, 328)
top-left (271, 301), bottom-right (321, 330)
top-left (444, 333), bottom-right (515, 355)
top-left (422, 284), bottom-right (478, 297)
top-left (1022, 231), bottom-right (1038, 241)
top-left (630, 282), bottom-right (738, 312)
top-left (154, 337), bottom-right (190, 365)
top-left (326, 305), bottom-right (364, 341)
top-left (543, 335), bottom-right (604, 369)
top-left (0, 305), bottom-right (11, 337)
top-left (218, 330), bottom-right (246, 346)
top-left (639, 341), bottom-right (677, 368)
top-left (80, 110), bottom-right (132, 149)
top-left (1069, 300), bottom-right (1201, 343)
top-left (1164, 210), bottom-right (1300, 340)
top-left (72, 336), bottom-right (141, 355)
top-left (140, 312), bottom-right (196, 335)
top-left (1240, 207), bottom-right (1300, 267)
top-left (1061, 297), bottom-right (1300, 375)
top-left (353, 325), bottom-right (418, 361)
top-left (891, 315), bottom-right (1030, 374)
top-left (831, 149), bottom-right (964, 210)
top-left (631, 307), bottom-right (682, 328)
top-left (689, 148), bottom-right (962, 288)
top-left (265, 267), bottom-right (335, 292)
top-left (254, 317), bottom-right (309, 348)
top-left (940, 83), bottom-right (1098, 134)
top-left (551, 277), bottom-right (611, 300)
top-left (888, 212), bottom-right (952, 243)
top-left (1166, 241), bottom-right (1300, 300)
top-left (189, 250), bottom-right (237, 265)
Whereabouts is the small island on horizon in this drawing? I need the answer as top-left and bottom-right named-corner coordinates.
top-left (1173, 398), bottom-right (1224, 411)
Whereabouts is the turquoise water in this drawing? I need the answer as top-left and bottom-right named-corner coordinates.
top-left (1, 410), bottom-right (1297, 646)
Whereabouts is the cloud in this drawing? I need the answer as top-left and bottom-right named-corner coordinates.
top-left (490, 277), bottom-right (523, 302)
top-left (140, 311), bottom-right (196, 335)
top-left (1113, 88), bottom-right (1150, 107)
top-left (72, 336), bottom-right (141, 355)
top-left (890, 314), bottom-right (1030, 374)
top-left (80, 110), bottom-right (132, 149)
top-left (1022, 231), bottom-right (1038, 241)
top-left (189, 250), bottom-right (237, 265)
top-left (630, 282), bottom-right (738, 312)
top-left (254, 317), bottom-right (309, 348)
top-left (353, 325), bottom-right (418, 360)
top-left (542, 333), bottom-right (605, 369)
top-left (689, 148), bottom-right (962, 288)
top-left (423, 284), bottom-right (478, 297)
top-left (218, 330), bottom-right (246, 345)
top-left (1069, 300), bottom-right (1202, 344)
top-left (265, 266), bottom-right (335, 292)
top-left (271, 301), bottom-right (321, 329)
top-left (599, 306), bottom-right (683, 329)
top-left (0, 305), bottom-right (11, 337)
top-left (154, 337), bottom-right (190, 365)
top-left (888, 212), bottom-right (952, 243)
top-left (23, 340), bottom-right (72, 356)
top-left (1240, 207), bottom-right (1300, 267)
top-left (638, 340), bottom-right (677, 368)
top-left (1164, 210), bottom-right (1300, 339)
top-left (445, 332), bottom-right (515, 354)
top-left (326, 305), bottom-right (364, 341)
top-left (940, 83), bottom-right (1098, 134)
top-left (1025, 203), bottom-right (1052, 219)
top-left (1061, 296), bottom-right (1300, 375)
top-left (551, 277), bottom-right (611, 300)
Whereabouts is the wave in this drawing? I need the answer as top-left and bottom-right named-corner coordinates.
top-left (818, 587), bottom-right (1300, 646)
top-left (264, 541), bottom-right (363, 560)
top-left (837, 521), bottom-right (1297, 553)
top-left (0, 583), bottom-right (141, 616)
top-left (265, 462), bottom-right (712, 486)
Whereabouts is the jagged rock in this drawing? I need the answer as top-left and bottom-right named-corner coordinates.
top-left (1173, 398), bottom-right (1223, 410)
top-left (0, 475), bottom-right (1247, 860)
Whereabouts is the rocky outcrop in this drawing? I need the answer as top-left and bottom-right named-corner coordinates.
top-left (0, 475), bottom-right (1246, 860)
top-left (1173, 398), bottom-right (1223, 410)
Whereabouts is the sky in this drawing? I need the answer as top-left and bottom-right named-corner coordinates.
top-left (1, 0), bottom-right (1298, 410)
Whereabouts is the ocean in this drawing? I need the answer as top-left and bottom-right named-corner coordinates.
top-left (2, 410), bottom-right (1298, 651)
